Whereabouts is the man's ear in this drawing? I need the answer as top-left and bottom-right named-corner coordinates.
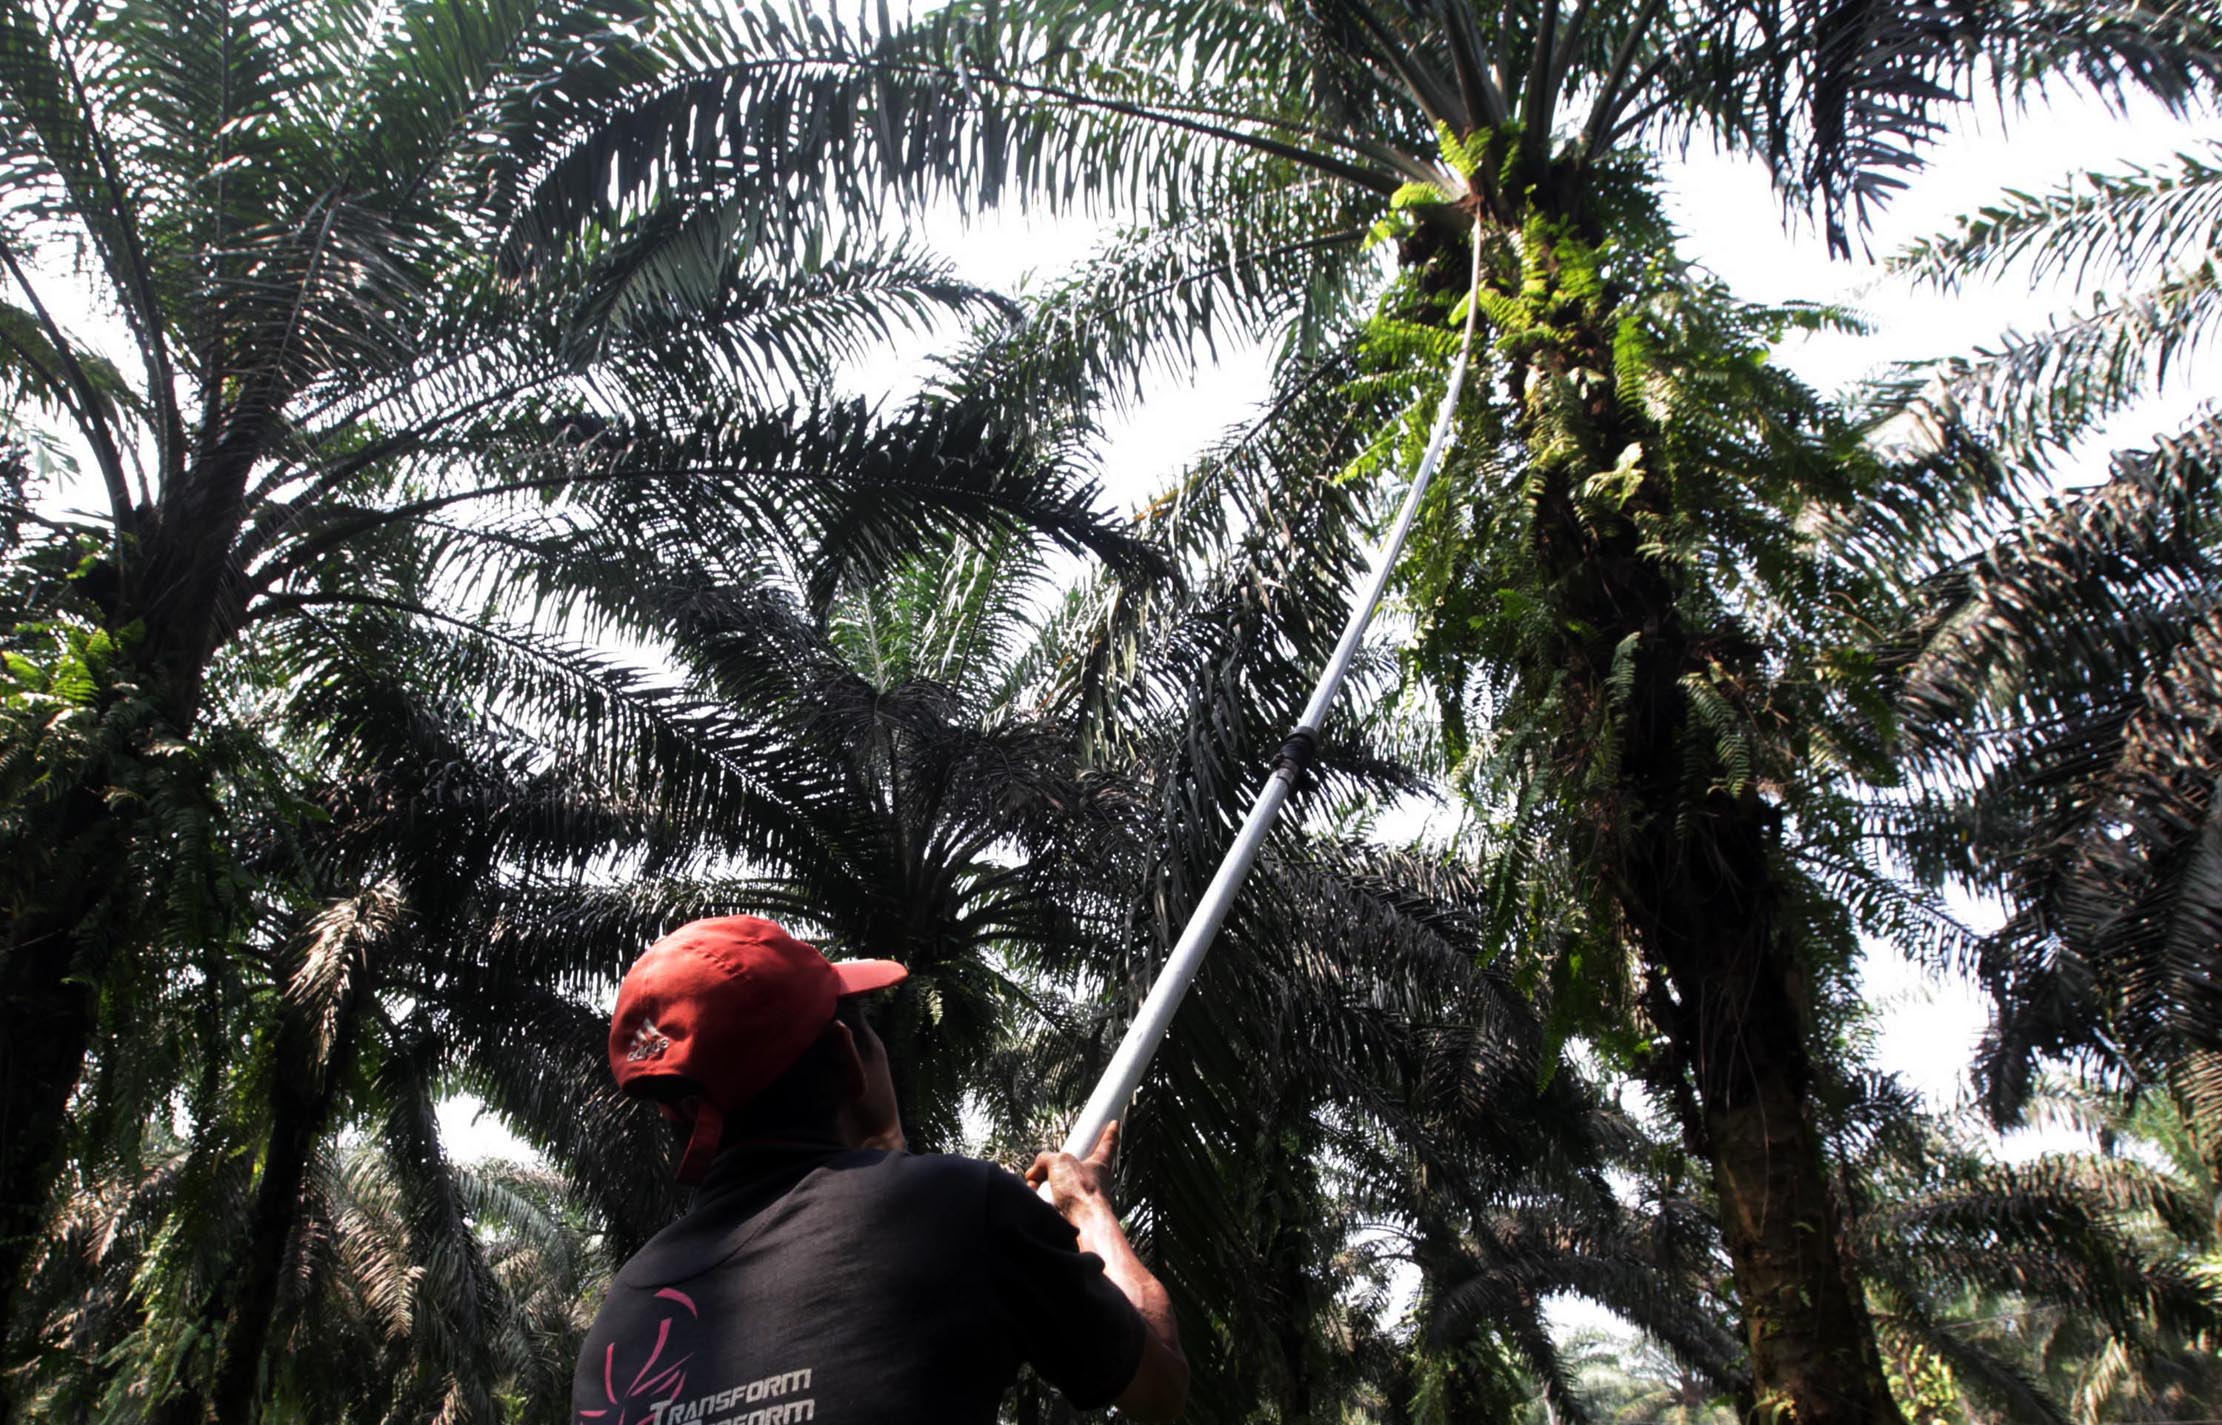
top-left (824, 1019), bottom-right (869, 1104)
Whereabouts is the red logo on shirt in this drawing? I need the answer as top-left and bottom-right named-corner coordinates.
top-left (578, 1288), bottom-right (696, 1424)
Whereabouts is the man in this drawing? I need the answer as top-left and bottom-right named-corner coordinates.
top-left (573, 916), bottom-right (1189, 1425)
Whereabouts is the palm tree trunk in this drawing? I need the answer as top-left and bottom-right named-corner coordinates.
top-left (1550, 496), bottom-right (1904, 1425)
top-left (0, 955), bottom-right (92, 1323)
top-left (203, 1069), bottom-right (324, 1424)
top-left (152, 998), bottom-right (352, 1425)
top-left (1499, 218), bottom-right (1905, 1421)
top-left (1628, 790), bottom-right (1903, 1425)
top-left (0, 515), bottom-right (239, 1409)
top-left (0, 783), bottom-right (118, 1421)
top-left (0, 971), bottom-right (93, 1416)
top-left (1266, 1211), bottom-right (1321, 1423)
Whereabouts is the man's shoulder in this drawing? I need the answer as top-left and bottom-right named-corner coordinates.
top-left (735, 1147), bottom-right (1022, 1228)
top-left (885, 1149), bottom-right (1014, 1185)
top-left (608, 1149), bottom-right (1033, 1287)
top-left (864, 1149), bottom-right (1029, 1209)
top-left (831, 1150), bottom-right (1064, 1242)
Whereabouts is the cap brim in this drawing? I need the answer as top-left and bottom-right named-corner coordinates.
top-left (832, 958), bottom-right (909, 995)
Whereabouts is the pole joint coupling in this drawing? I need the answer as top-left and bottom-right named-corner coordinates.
top-left (1274, 726), bottom-right (1320, 777)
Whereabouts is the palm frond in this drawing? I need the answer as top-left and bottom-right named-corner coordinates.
top-left (1894, 410), bottom-right (2222, 1122)
top-left (1896, 141), bottom-right (2222, 294)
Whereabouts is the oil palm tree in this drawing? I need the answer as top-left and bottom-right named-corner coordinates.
top-left (1885, 144), bottom-right (2222, 1136)
top-left (501, 3), bottom-right (2222, 1416)
top-left (18, 1133), bottom-right (613, 1425)
top-left (1846, 1085), bottom-right (2222, 1425)
top-left (0, 0), bottom-right (1146, 1369)
top-left (5, 572), bottom-right (724, 1422)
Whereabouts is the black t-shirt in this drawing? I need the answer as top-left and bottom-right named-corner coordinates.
top-left (571, 1139), bottom-right (1148, 1425)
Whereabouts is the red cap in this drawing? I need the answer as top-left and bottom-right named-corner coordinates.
top-left (609, 916), bottom-right (907, 1182)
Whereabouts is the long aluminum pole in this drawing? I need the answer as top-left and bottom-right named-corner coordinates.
top-left (1055, 222), bottom-right (1484, 1165)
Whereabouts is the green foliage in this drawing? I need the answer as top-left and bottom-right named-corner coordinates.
top-left (1883, 155), bottom-right (2222, 1133)
top-left (1845, 1084), bottom-right (2222, 1425)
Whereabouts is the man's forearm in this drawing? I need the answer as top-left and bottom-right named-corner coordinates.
top-left (1068, 1201), bottom-right (1183, 1358)
top-left (1027, 1126), bottom-right (1189, 1420)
